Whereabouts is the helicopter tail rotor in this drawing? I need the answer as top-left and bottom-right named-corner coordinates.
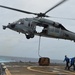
top-left (3, 25), bottom-right (7, 30)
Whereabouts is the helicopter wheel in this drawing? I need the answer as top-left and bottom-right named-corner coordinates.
top-left (30, 34), bottom-right (34, 38)
top-left (26, 35), bottom-right (30, 39)
top-left (26, 34), bottom-right (34, 39)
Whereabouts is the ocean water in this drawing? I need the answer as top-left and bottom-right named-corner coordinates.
top-left (0, 56), bottom-right (64, 64)
top-left (0, 57), bottom-right (14, 63)
top-left (0, 59), bottom-right (12, 63)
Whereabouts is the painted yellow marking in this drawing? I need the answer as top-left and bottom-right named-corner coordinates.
top-left (27, 66), bottom-right (67, 74)
top-left (61, 69), bottom-right (75, 74)
top-left (5, 68), bottom-right (11, 75)
top-left (52, 70), bottom-right (59, 72)
top-left (12, 74), bottom-right (35, 75)
top-left (27, 66), bottom-right (75, 75)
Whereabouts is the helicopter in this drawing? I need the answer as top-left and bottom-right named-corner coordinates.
top-left (0, 0), bottom-right (75, 42)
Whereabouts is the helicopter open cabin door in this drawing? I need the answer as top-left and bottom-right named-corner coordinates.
top-left (47, 26), bottom-right (62, 38)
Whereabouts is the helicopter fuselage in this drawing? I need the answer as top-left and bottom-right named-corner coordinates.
top-left (3, 18), bottom-right (75, 42)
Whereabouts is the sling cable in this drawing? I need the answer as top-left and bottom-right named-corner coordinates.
top-left (38, 36), bottom-right (41, 57)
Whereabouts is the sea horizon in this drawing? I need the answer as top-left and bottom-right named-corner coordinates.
top-left (0, 56), bottom-right (64, 64)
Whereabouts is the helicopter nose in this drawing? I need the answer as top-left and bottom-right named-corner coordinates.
top-left (11, 24), bottom-right (16, 28)
top-left (7, 23), bottom-right (16, 29)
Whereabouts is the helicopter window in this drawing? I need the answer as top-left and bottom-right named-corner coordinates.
top-left (28, 23), bottom-right (30, 27)
top-left (53, 22), bottom-right (67, 30)
top-left (28, 23), bottom-right (32, 27)
top-left (21, 22), bottom-right (24, 24)
top-left (58, 24), bottom-right (67, 30)
top-left (18, 22), bottom-right (21, 24)
top-left (53, 22), bottom-right (56, 26)
top-left (18, 21), bottom-right (24, 25)
top-left (28, 22), bottom-right (33, 27)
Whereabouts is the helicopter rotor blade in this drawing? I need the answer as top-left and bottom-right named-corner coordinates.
top-left (0, 0), bottom-right (68, 18)
top-left (0, 5), bottom-right (38, 15)
top-left (44, 0), bottom-right (67, 14)
top-left (49, 16), bottom-right (75, 20)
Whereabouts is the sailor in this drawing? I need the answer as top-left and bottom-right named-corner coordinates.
top-left (69, 57), bottom-right (75, 71)
top-left (63, 55), bottom-right (70, 70)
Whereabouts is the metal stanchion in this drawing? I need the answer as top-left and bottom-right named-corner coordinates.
top-left (0, 63), bottom-right (6, 75)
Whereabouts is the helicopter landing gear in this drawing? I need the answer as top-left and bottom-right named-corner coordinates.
top-left (26, 35), bottom-right (30, 39)
top-left (30, 34), bottom-right (34, 38)
top-left (25, 33), bottom-right (34, 39)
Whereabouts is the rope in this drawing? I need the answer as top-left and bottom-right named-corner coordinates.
top-left (38, 36), bottom-right (41, 57)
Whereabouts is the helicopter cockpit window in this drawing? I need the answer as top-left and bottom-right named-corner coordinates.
top-left (18, 21), bottom-right (24, 25)
top-left (53, 22), bottom-right (67, 30)
top-left (58, 24), bottom-right (67, 30)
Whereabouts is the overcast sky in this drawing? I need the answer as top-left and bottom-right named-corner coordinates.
top-left (0, 0), bottom-right (75, 60)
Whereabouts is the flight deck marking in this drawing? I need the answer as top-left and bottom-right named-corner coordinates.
top-left (6, 68), bottom-right (12, 75)
top-left (27, 66), bottom-right (75, 75)
top-left (27, 66), bottom-right (67, 74)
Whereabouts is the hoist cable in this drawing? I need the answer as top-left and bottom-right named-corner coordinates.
top-left (38, 36), bottom-right (41, 57)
